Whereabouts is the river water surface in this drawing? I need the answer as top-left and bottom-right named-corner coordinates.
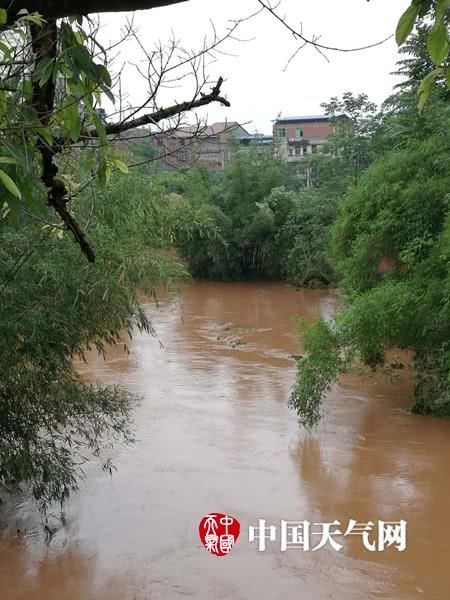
top-left (1, 281), bottom-right (450, 599)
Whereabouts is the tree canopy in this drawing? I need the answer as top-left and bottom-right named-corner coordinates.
top-left (291, 86), bottom-right (450, 426)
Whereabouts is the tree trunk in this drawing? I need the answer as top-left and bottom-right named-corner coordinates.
top-left (0, 0), bottom-right (187, 21)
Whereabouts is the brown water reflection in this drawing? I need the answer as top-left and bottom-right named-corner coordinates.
top-left (1, 281), bottom-right (449, 599)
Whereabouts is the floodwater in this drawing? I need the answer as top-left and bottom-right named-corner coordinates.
top-left (1, 281), bottom-right (450, 600)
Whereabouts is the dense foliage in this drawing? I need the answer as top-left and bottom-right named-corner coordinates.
top-left (162, 152), bottom-right (340, 285)
top-left (0, 8), bottom-right (226, 510)
top-left (0, 168), bottom-right (188, 509)
top-left (395, 0), bottom-right (450, 109)
top-left (175, 153), bottom-right (291, 280)
top-left (289, 12), bottom-right (450, 426)
top-left (291, 94), bottom-right (450, 425)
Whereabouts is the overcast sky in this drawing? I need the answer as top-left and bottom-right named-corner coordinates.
top-left (101, 0), bottom-right (411, 134)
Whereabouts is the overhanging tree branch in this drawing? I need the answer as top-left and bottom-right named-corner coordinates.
top-left (49, 75), bottom-right (230, 261)
top-left (0, 0), bottom-right (187, 22)
top-left (1, 6), bottom-right (237, 264)
top-left (100, 77), bottom-right (230, 136)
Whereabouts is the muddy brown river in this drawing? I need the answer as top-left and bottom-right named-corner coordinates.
top-left (1, 281), bottom-right (450, 599)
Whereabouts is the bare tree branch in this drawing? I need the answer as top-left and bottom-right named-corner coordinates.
top-left (257, 0), bottom-right (392, 65)
top-left (100, 76), bottom-right (230, 136)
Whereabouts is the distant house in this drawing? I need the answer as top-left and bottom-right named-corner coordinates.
top-left (155, 121), bottom-right (249, 171)
top-left (272, 114), bottom-right (345, 162)
top-left (238, 132), bottom-right (273, 156)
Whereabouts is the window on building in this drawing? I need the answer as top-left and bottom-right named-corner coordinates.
top-left (294, 145), bottom-right (302, 156)
top-left (295, 127), bottom-right (303, 138)
top-left (288, 145), bottom-right (295, 156)
top-left (278, 127), bottom-right (286, 138)
top-left (311, 144), bottom-right (318, 153)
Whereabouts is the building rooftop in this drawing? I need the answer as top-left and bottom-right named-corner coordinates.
top-left (273, 114), bottom-right (347, 123)
top-left (239, 133), bottom-right (273, 140)
top-left (164, 121), bottom-right (249, 138)
top-left (239, 133), bottom-right (273, 146)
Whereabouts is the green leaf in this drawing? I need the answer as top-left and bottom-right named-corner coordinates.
top-left (436, 0), bottom-right (450, 21)
top-left (418, 68), bottom-right (442, 111)
top-left (0, 41), bottom-right (11, 57)
top-left (0, 157), bottom-right (17, 165)
top-left (0, 169), bottom-right (21, 199)
top-left (96, 64), bottom-right (112, 88)
top-left (70, 45), bottom-right (99, 82)
top-left (0, 9), bottom-right (7, 25)
top-left (396, 3), bottom-right (419, 46)
top-left (23, 14), bottom-right (45, 26)
top-left (447, 66), bottom-right (450, 89)
top-left (33, 57), bottom-right (54, 86)
top-left (113, 159), bottom-right (129, 174)
top-left (63, 99), bottom-right (82, 142)
top-left (94, 89), bottom-right (102, 106)
top-left (59, 63), bottom-right (73, 79)
top-left (36, 127), bottom-right (54, 146)
top-left (67, 78), bottom-right (85, 98)
top-left (96, 157), bottom-right (107, 186)
top-left (1, 200), bottom-right (10, 219)
top-left (92, 112), bottom-right (107, 146)
top-left (428, 22), bottom-right (449, 64)
top-left (21, 79), bottom-right (33, 100)
top-left (74, 30), bottom-right (86, 45)
top-left (102, 85), bottom-right (115, 105)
